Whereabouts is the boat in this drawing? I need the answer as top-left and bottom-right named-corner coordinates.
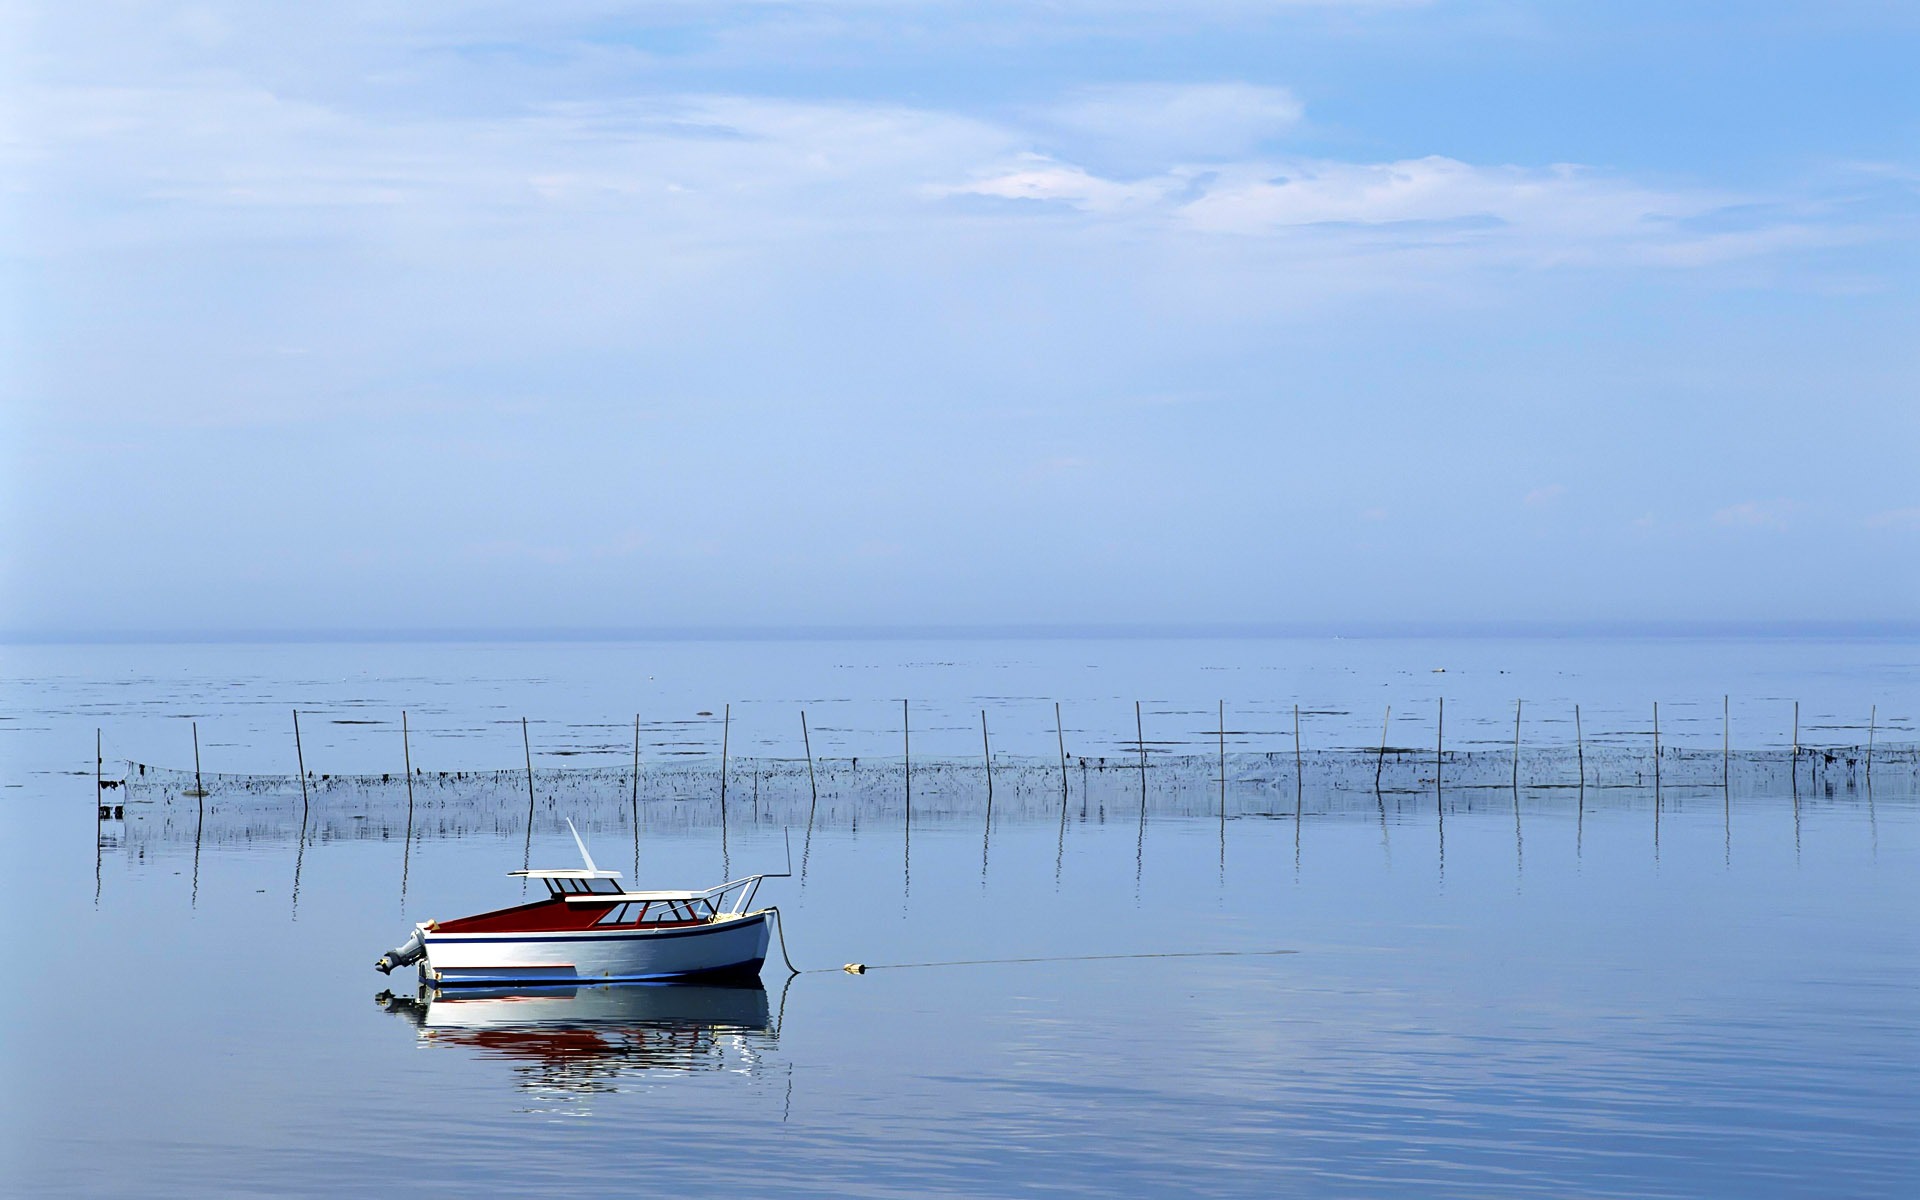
top-left (375, 821), bottom-right (788, 986)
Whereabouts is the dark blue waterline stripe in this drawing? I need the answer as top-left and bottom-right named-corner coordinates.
top-left (431, 959), bottom-right (766, 986)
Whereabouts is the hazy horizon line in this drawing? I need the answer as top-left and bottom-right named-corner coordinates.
top-left (6, 619), bottom-right (1919, 647)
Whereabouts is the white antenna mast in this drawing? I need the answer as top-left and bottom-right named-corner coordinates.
top-left (565, 818), bottom-right (600, 874)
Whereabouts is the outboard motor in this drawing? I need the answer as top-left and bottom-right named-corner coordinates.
top-left (376, 926), bottom-right (427, 975)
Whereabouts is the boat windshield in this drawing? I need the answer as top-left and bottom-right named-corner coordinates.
top-left (591, 899), bottom-right (717, 927)
top-left (544, 877), bottom-right (623, 896)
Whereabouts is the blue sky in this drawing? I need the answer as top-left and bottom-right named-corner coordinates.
top-left (3, 1), bottom-right (1916, 635)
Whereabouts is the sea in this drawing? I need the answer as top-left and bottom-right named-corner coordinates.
top-left (2, 633), bottom-right (1915, 1197)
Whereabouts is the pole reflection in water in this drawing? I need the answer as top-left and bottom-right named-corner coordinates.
top-left (291, 805), bottom-right (308, 921)
top-left (1577, 775), bottom-right (1585, 860)
top-left (1055, 769), bottom-right (1069, 889)
top-left (1513, 790), bottom-right (1524, 883)
top-left (1866, 769), bottom-right (1877, 860)
top-left (1134, 702), bottom-right (1148, 893)
top-left (1435, 696), bottom-right (1445, 886)
top-left (376, 980), bottom-right (781, 1108)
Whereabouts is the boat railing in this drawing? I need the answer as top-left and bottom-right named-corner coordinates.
top-left (701, 871), bottom-right (800, 917)
top-left (704, 828), bottom-right (793, 917)
top-left (558, 873), bottom-right (778, 919)
top-left (714, 875), bottom-right (765, 917)
top-left (554, 828), bottom-right (793, 920)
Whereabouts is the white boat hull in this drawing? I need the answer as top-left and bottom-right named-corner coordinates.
top-left (422, 911), bottom-right (772, 986)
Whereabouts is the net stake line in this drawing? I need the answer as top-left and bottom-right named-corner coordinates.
top-left (1055, 701), bottom-right (1068, 802)
top-left (520, 717), bottom-right (536, 881)
top-left (1376, 705), bottom-right (1390, 790)
top-left (293, 709), bottom-right (309, 814)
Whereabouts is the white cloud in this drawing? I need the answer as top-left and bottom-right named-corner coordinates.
top-left (7, 72), bottom-right (1866, 283)
top-left (1039, 83), bottom-right (1303, 162)
top-left (1180, 157), bottom-right (1663, 234)
top-left (1712, 499), bottom-right (1799, 530)
top-left (931, 153), bottom-right (1175, 213)
top-left (1865, 507), bottom-right (1920, 530)
top-left (946, 152), bottom-right (1781, 268)
top-left (7, 86), bottom-right (1018, 249)
top-left (1523, 484), bottom-right (1566, 507)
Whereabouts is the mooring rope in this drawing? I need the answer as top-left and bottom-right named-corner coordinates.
top-left (843, 948), bottom-right (1297, 972)
top-left (764, 916), bottom-right (1295, 976)
top-left (768, 906), bottom-right (804, 978)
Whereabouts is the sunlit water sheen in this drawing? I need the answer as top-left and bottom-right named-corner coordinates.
top-left (3, 637), bottom-right (1916, 1197)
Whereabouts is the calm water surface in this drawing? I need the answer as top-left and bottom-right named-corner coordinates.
top-left (3, 637), bottom-right (1916, 1197)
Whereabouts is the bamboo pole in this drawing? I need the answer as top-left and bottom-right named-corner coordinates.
top-left (902, 699), bottom-right (913, 900)
top-left (94, 729), bottom-right (103, 902)
top-left (400, 710), bottom-right (415, 904)
top-left (1217, 700), bottom-right (1226, 813)
top-left (632, 713), bottom-right (642, 878)
top-left (95, 725), bottom-right (107, 829)
top-left (1293, 702), bottom-right (1304, 828)
top-left (981, 709), bottom-right (994, 805)
top-left (1867, 704), bottom-right (1876, 779)
top-left (1435, 698), bottom-right (1444, 807)
top-left (1723, 694), bottom-right (1730, 789)
top-left (1134, 705), bottom-right (1149, 885)
top-left (1575, 703), bottom-right (1584, 787)
top-left (1293, 703), bottom-right (1303, 793)
top-left (1512, 699), bottom-right (1522, 791)
top-left (95, 728), bottom-right (102, 817)
top-left (1376, 705), bottom-right (1390, 790)
top-left (1791, 700), bottom-right (1801, 810)
top-left (401, 710), bottom-right (414, 815)
top-left (720, 703), bottom-right (730, 807)
top-left (522, 717), bottom-right (536, 872)
top-left (1652, 701), bottom-right (1662, 854)
top-left (801, 710), bottom-right (818, 807)
top-left (1220, 700), bottom-right (1231, 845)
top-left (981, 711), bottom-right (995, 875)
top-left (1135, 700), bottom-right (1147, 799)
top-left (293, 709), bottom-right (309, 813)
top-left (1055, 701), bottom-right (1068, 801)
top-left (188, 724), bottom-right (203, 905)
top-left (522, 717), bottom-right (535, 798)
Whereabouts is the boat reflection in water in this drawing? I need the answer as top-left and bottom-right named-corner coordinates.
top-left (376, 980), bottom-right (778, 1102)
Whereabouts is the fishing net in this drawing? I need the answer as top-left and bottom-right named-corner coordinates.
top-left (99, 739), bottom-right (1917, 852)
